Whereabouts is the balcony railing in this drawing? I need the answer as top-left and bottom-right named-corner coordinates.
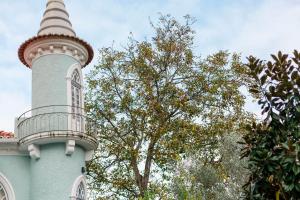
top-left (17, 105), bottom-right (98, 139)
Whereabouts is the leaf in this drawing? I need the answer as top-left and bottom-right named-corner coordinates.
top-left (291, 71), bottom-right (298, 81)
top-left (283, 183), bottom-right (294, 192)
top-left (269, 86), bottom-right (275, 94)
top-left (281, 143), bottom-right (289, 150)
top-left (260, 75), bottom-right (268, 85)
top-left (271, 54), bottom-right (279, 63)
top-left (249, 88), bottom-right (260, 94)
top-left (293, 49), bottom-right (299, 59)
top-left (295, 183), bottom-right (300, 192)
top-left (292, 164), bottom-right (300, 175)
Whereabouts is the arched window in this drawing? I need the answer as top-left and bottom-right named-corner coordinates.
top-left (0, 173), bottom-right (15, 200)
top-left (0, 183), bottom-right (8, 200)
top-left (75, 181), bottom-right (86, 200)
top-left (71, 69), bottom-right (82, 115)
top-left (71, 175), bottom-right (86, 200)
top-left (71, 69), bottom-right (83, 132)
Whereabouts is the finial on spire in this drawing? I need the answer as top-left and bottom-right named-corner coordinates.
top-left (38, 0), bottom-right (76, 36)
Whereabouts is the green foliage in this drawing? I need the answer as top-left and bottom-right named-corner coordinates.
top-left (242, 50), bottom-right (300, 199)
top-left (138, 191), bottom-right (156, 200)
top-left (173, 133), bottom-right (248, 200)
top-left (85, 15), bottom-right (247, 199)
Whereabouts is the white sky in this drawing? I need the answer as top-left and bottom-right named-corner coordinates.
top-left (0, 0), bottom-right (299, 131)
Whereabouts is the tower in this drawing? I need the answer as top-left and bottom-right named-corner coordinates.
top-left (14, 0), bottom-right (97, 199)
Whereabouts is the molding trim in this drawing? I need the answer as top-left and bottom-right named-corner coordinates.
top-left (66, 63), bottom-right (83, 81)
top-left (19, 34), bottom-right (94, 68)
top-left (0, 139), bottom-right (27, 156)
top-left (0, 150), bottom-right (28, 156)
top-left (66, 140), bottom-right (76, 155)
top-left (65, 63), bottom-right (86, 133)
top-left (18, 131), bottom-right (98, 151)
top-left (28, 144), bottom-right (40, 160)
top-left (23, 37), bottom-right (89, 67)
top-left (70, 175), bottom-right (87, 200)
top-left (0, 172), bottom-right (16, 200)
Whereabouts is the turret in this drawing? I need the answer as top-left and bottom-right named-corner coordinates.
top-left (14, 0), bottom-right (97, 199)
top-left (17, 0), bottom-right (96, 149)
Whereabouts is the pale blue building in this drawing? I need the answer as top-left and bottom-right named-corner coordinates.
top-left (0, 0), bottom-right (97, 199)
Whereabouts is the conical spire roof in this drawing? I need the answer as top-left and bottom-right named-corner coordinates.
top-left (38, 0), bottom-right (76, 36)
top-left (19, 0), bottom-right (94, 68)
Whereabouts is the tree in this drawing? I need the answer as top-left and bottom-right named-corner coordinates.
top-left (173, 132), bottom-right (249, 200)
top-left (85, 15), bottom-right (246, 199)
top-left (241, 51), bottom-right (300, 199)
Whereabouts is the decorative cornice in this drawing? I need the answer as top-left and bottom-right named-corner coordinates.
top-left (0, 139), bottom-right (27, 156)
top-left (18, 34), bottom-right (93, 68)
top-left (18, 131), bottom-right (98, 151)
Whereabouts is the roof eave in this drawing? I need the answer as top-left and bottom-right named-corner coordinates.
top-left (18, 34), bottom-right (94, 68)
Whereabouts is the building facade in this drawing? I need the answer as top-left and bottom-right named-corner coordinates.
top-left (0, 0), bottom-right (97, 199)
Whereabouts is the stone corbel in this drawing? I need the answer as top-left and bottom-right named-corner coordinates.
top-left (28, 144), bottom-right (40, 160)
top-left (65, 140), bottom-right (76, 155)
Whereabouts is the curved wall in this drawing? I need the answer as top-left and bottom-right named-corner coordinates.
top-left (30, 143), bottom-right (85, 200)
top-left (0, 155), bottom-right (30, 200)
top-left (32, 54), bottom-right (79, 109)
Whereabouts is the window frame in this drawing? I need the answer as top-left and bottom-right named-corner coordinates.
top-left (0, 173), bottom-right (15, 200)
top-left (66, 63), bottom-right (85, 132)
top-left (71, 69), bottom-right (82, 117)
top-left (66, 63), bottom-right (84, 109)
top-left (0, 182), bottom-right (8, 200)
top-left (70, 175), bottom-right (87, 200)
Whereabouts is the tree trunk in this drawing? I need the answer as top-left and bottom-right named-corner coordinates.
top-left (131, 139), bottom-right (156, 198)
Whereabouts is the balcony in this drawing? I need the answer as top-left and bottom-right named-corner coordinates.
top-left (16, 105), bottom-right (98, 150)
